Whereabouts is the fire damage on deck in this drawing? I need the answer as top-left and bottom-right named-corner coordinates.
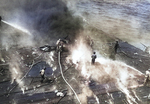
top-left (0, 19), bottom-right (150, 104)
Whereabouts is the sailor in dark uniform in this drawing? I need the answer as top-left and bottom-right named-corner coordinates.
top-left (91, 52), bottom-right (97, 64)
top-left (114, 41), bottom-right (121, 54)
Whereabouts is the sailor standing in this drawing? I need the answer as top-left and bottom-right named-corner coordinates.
top-left (91, 52), bottom-right (97, 64)
top-left (114, 41), bottom-right (121, 54)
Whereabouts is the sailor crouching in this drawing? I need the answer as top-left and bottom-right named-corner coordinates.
top-left (146, 69), bottom-right (150, 80)
top-left (40, 67), bottom-right (46, 83)
top-left (144, 69), bottom-right (150, 85)
top-left (56, 39), bottom-right (64, 52)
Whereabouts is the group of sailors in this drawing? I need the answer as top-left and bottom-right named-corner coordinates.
top-left (39, 38), bottom-right (68, 83)
top-left (39, 39), bottom-right (122, 82)
top-left (91, 40), bottom-right (121, 64)
top-left (39, 37), bottom-right (150, 85)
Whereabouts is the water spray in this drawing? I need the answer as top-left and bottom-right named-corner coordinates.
top-left (1, 20), bottom-right (31, 35)
top-left (58, 51), bottom-right (81, 104)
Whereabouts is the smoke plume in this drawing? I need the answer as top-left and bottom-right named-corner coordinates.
top-left (9, 51), bottom-right (25, 93)
top-left (68, 36), bottom-right (145, 103)
top-left (0, 0), bottom-right (83, 48)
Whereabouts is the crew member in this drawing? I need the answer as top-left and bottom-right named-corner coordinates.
top-left (145, 69), bottom-right (150, 83)
top-left (91, 52), bottom-right (97, 64)
top-left (56, 39), bottom-right (63, 52)
top-left (40, 67), bottom-right (46, 83)
top-left (114, 41), bottom-right (121, 54)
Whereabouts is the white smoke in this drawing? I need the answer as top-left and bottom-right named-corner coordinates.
top-left (1, 21), bottom-right (35, 50)
top-left (78, 84), bottom-right (98, 104)
top-left (9, 53), bottom-right (25, 93)
top-left (71, 36), bottom-right (92, 64)
top-left (68, 37), bottom-right (145, 103)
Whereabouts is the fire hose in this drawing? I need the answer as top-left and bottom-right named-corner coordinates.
top-left (8, 51), bottom-right (44, 95)
top-left (58, 51), bottom-right (81, 104)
